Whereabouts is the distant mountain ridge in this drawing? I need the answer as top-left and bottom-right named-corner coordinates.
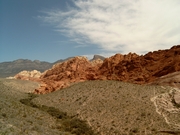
top-left (0, 55), bottom-right (105, 77)
top-left (0, 59), bottom-right (51, 77)
top-left (90, 55), bottom-right (105, 61)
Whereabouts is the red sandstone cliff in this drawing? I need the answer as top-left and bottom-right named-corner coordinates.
top-left (98, 45), bottom-right (180, 84)
top-left (14, 45), bottom-right (180, 94)
top-left (34, 56), bottom-right (102, 94)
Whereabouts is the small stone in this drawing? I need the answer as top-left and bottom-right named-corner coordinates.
top-left (174, 91), bottom-right (180, 105)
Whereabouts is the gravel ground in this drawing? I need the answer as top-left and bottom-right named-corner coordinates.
top-left (0, 78), bottom-right (74, 135)
top-left (1, 78), bottom-right (180, 135)
top-left (32, 80), bottom-right (180, 135)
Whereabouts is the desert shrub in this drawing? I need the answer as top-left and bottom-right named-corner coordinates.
top-left (28, 93), bottom-right (38, 99)
top-left (20, 98), bottom-right (38, 108)
top-left (62, 118), bottom-right (96, 135)
top-left (130, 128), bottom-right (139, 133)
top-left (46, 107), bottom-right (67, 119)
top-left (2, 113), bottom-right (7, 118)
top-left (20, 93), bottom-right (38, 107)
top-left (19, 94), bottom-right (96, 135)
top-left (20, 98), bottom-right (31, 106)
top-left (141, 112), bottom-right (146, 117)
top-left (151, 128), bottom-right (156, 131)
top-left (172, 98), bottom-right (180, 108)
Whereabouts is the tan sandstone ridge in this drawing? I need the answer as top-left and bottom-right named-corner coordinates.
top-left (14, 70), bottom-right (42, 81)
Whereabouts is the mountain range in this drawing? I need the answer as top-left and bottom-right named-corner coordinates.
top-left (0, 55), bottom-right (105, 77)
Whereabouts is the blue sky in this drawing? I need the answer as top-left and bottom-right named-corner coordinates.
top-left (1, 0), bottom-right (180, 62)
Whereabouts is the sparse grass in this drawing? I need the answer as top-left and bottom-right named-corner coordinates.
top-left (1, 79), bottom-right (180, 134)
top-left (20, 93), bottom-right (97, 135)
top-left (62, 118), bottom-right (95, 135)
top-left (31, 80), bottom-right (178, 134)
top-left (0, 79), bottom-right (73, 135)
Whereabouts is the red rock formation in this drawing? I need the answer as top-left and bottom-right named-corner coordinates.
top-left (19, 45), bottom-right (180, 94)
top-left (34, 56), bottom-right (101, 94)
top-left (98, 45), bottom-right (180, 84)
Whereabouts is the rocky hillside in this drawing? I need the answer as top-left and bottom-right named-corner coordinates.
top-left (34, 56), bottom-right (103, 94)
top-left (32, 80), bottom-right (180, 134)
top-left (32, 45), bottom-right (180, 94)
top-left (99, 45), bottom-right (180, 83)
top-left (2, 78), bottom-right (180, 134)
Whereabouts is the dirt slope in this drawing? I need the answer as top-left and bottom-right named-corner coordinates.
top-left (151, 71), bottom-right (180, 88)
top-left (32, 80), bottom-right (180, 134)
top-left (0, 79), bottom-right (94, 135)
top-left (1, 78), bottom-right (180, 134)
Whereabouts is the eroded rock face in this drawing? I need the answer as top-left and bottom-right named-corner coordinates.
top-left (98, 45), bottom-right (180, 84)
top-left (150, 88), bottom-right (180, 128)
top-left (98, 53), bottom-right (140, 81)
top-left (14, 70), bottom-right (42, 81)
top-left (34, 45), bottom-right (180, 94)
top-left (34, 56), bottom-right (101, 94)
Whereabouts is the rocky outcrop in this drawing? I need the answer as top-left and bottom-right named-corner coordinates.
top-left (14, 70), bottom-right (42, 81)
top-left (98, 45), bottom-right (180, 84)
top-left (90, 55), bottom-right (105, 61)
top-left (151, 88), bottom-right (180, 128)
top-left (34, 45), bottom-right (180, 94)
top-left (34, 56), bottom-right (101, 94)
top-left (90, 58), bottom-right (103, 66)
top-left (98, 53), bottom-right (140, 81)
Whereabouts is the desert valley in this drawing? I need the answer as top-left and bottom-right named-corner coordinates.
top-left (1, 45), bottom-right (180, 135)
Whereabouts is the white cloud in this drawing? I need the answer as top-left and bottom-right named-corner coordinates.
top-left (40, 0), bottom-right (180, 55)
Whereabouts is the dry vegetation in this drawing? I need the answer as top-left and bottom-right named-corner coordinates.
top-left (0, 79), bottom-right (74, 135)
top-left (1, 79), bottom-right (180, 134)
top-left (32, 80), bottom-right (180, 135)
